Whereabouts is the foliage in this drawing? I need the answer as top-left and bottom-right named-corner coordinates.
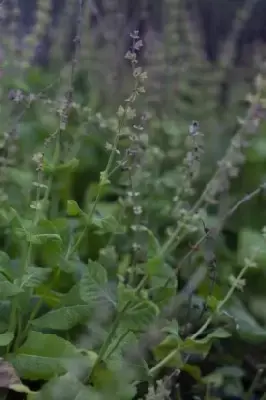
top-left (1, 2), bottom-right (266, 400)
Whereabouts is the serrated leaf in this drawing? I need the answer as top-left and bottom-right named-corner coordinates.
top-left (20, 267), bottom-right (52, 289)
top-left (80, 261), bottom-right (115, 306)
top-left (6, 331), bottom-right (82, 380)
top-left (31, 305), bottom-right (91, 330)
top-left (122, 298), bottom-right (158, 331)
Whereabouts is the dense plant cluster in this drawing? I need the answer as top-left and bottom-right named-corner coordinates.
top-left (1, 1), bottom-right (266, 400)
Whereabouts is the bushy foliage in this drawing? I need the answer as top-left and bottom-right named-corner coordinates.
top-left (1, 1), bottom-right (266, 400)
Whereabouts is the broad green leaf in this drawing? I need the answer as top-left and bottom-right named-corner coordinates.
top-left (31, 305), bottom-right (91, 330)
top-left (0, 331), bottom-right (14, 346)
top-left (60, 284), bottom-right (85, 307)
top-left (122, 297), bottom-right (158, 331)
top-left (80, 261), bottom-right (115, 306)
top-left (144, 256), bottom-right (164, 277)
top-left (226, 299), bottom-right (266, 343)
top-left (33, 374), bottom-right (100, 400)
top-left (7, 331), bottom-right (82, 380)
top-left (0, 275), bottom-right (22, 298)
top-left (118, 282), bottom-right (159, 331)
top-left (20, 267), bottom-right (52, 289)
top-left (91, 214), bottom-right (123, 234)
top-left (92, 355), bottom-right (137, 400)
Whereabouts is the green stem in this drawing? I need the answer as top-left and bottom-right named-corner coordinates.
top-left (86, 275), bottom-right (148, 383)
top-left (65, 108), bottom-right (128, 259)
top-left (160, 91), bottom-right (262, 257)
top-left (149, 264), bottom-right (250, 377)
top-left (86, 307), bottom-right (125, 384)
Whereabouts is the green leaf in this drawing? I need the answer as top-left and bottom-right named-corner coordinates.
top-left (182, 364), bottom-right (202, 381)
top-left (181, 338), bottom-right (212, 358)
top-left (182, 329), bottom-right (230, 357)
top-left (66, 200), bottom-right (81, 217)
top-left (80, 261), bottom-right (115, 306)
top-left (0, 275), bottom-right (22, 298)
top-left (60, 284), bottom-right (85, 307)
top-left (122, 297), bottom-right (158, 331)
top-left (192, 328), bottom-right (231, 344)
top-left (143, 257), bottom-right (177, 308)
top-left (34, 374), bottom-right (100, 400)
top-left (7, 331), bottom-right (82, 380)
top-left (162, 320), bottom-right (180, 338)
top-left (153, 336), bottom-right (183, 367)
top-left (0, 251), bottom-right (13, 280)
top-left (0, 331), bottom-right (14, 346)
top-left (31, 305), bottom-right (91, 330)
top-left (91, 214), bottom-right (124, 234)
top-left (238, 228), bottom-right (266, 266)
top-left (43, 158), bottom-right (79, 174)
top-left (20, 267), bottom-right (52, 289)
top-left (144, 256), bottom-right (164, 277)
top-left (226, 299), bottom-right (266, 343)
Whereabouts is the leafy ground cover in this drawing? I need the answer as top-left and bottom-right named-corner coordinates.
top-left (1, 2), bottom-right (266, 400)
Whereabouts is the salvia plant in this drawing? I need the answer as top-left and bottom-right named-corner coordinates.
top-left (0, 1), bottom-right (266, 400)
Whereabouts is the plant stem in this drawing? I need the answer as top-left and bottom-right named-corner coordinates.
top-left (160, 91), bottom-right (262, 257)
top-left (65, 109), bottom-right (128, 259)
top-left (149, 264), bottom-right (250, 377)
top-left (86, 305), bottom-right (126, 384)
top-left (86, 275), bottom-right (148, 383)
